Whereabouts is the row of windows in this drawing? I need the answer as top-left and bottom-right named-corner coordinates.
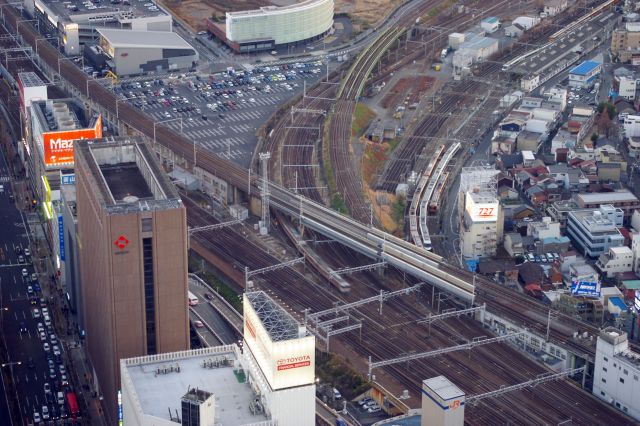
top-left (143, 237), bottom-right (156, 355)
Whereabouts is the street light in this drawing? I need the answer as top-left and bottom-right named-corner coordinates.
top-left (153, 117), bottom-right (183, 145)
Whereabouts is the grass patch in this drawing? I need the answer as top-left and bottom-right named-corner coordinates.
top-left (331, 193), bottom-right (348, 214)
top-left (188, 256), bottom-right (243, 312)
top-left (316, 350), bottom-right (370, 400)
top-left (352, 103), bottom-right (376, 137)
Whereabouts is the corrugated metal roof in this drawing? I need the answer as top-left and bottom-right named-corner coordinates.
top-left (570, 60), bottom-right (601, 76)
top-left (609, 296), bottom-right (627, 310)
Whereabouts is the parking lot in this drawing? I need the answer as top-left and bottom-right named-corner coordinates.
top-left (113, 62), bottom-right (325, 168)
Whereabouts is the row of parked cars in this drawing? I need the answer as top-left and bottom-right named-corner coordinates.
top-left (525, 252), bottom-right (560, 263)
top-left (357, 397), bottom-right (381, 413)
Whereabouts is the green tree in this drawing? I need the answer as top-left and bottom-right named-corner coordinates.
top-left (391, 196), bottom-right (406, 224)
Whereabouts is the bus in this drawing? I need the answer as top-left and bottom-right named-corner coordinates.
top-left (66, 391), bottom-right (79, 420)
top-left (188, 291), bottom-right (199, 306)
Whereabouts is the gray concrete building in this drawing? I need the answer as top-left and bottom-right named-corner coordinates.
top-left (98, 28), bottom-right (198, 76)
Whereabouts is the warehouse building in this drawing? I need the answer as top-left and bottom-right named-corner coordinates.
top-left (97, 28), bottom-right (198, 76)
top-left (24, 0), bottom-right (172, 55)
top-left (208, 0), bottom-right (333, 53)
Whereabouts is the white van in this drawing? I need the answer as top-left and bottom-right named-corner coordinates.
top-left (44, 315), bottom-right (51, 327)
top-left (57, 392), bottom-right (65, 405)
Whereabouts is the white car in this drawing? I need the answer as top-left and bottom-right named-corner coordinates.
top-left (52, 345), bottom-right (61, 356)
top-left (33, 412), bottom-right (41, 424)
top-left (41, 406), bottom-right (50, 420)
top-left (32, 308), bottom-right (41, 318)
top-left (22, 268), bottom-right (28, 278)
top-left (40, 332), bottom-right (47, 341)
top-left (37, 323), bottom-right (44, 333)
top-left (43, 343), bottom-right (50, 352)
top-left (249, 98), bottom-right (256, 103)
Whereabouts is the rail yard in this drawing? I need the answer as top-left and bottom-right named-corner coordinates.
top-left (0, 0), bottom-right (638, 424)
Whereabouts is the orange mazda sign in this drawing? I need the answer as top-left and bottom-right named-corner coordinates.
top-left (42, 116), bottom-right (102, 166)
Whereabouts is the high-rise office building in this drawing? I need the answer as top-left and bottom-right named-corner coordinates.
top-left (75, 136), bottom-right (189, 422)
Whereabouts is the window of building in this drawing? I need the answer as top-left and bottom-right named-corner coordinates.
top-left (603, 356), bottom-right (608, 362)
top-left (616, 402), bottom-right (620, 408)
top-left (600, 391), bottom-right (605, 396)
top-left (603, 367), bottom-right (607, 372)
top-left (602, 378), bottom-right (606, 383)
top-left (142, 218), bottom-right (152, 232)
top-left (143, 237), bottom-right (156, 355)
top-left (619, 378), bottom-right (624, 384)
top-left (623, 407), bottom-right (628, 413)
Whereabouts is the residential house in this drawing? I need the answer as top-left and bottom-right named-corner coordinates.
top-left (517, 130), bottom-right (544, 152)
top-left (543, 0), bottom-right (568, 16)
top-left (596, 246), bottom-right (634, 278)
top-left (527, 216), bottom-right (561, 240)
top-left (504, 233), bottom-right (525, 257)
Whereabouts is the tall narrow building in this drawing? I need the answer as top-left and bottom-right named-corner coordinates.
top-left (75, 136), bottom-right (189, 422)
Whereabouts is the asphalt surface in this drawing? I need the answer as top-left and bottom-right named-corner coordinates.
top-left (188, 281), bottom-right (240, 346)
top-left (114, 66), bottom-right (324, 168)
top-left (0, 148), bottom-right (75, 424)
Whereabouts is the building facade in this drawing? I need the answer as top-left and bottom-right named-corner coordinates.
top-left (568, 60), bottom-right (602, 88)
top-left (567, 206), bottom-right (625, 258)
top-left (596, 246), bottom-right (634, 278)
top-left (75, 137), bottom-right (189, 423)
top-left (25, 0), bottom-right (172, 55)
top-left (593, 328), bottom-right (640, 421)
top-left (611, 23), bottom-right (640, 63)
top-left (209, 0), bottom-right (333, 53)
top-left (460, 190), bottom-right (503, 260)
top-left (575, 191), bottom-right (640, 219)
top-left (97, 28), bottom-right (198, 76)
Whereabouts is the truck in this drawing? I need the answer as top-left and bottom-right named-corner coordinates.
top-left (440, 48), bottom-right (448, 60)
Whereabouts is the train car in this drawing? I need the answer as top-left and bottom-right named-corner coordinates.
top-left (428, 172), bottom-right (450, 215)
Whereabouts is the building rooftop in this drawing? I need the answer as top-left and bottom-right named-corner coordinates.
top-left (509, 12), bottom-right (617, 77)
top-left (609, 296), bottom-right (627, 311)
top-left (227, 0), bottom-right (329, 17)
top-left (576, 190), bottom-right (638, 205)
top-left (121, 346), bottom-right (271, 425)
top-left (570, 60), bottom-right (601, 76)
top-left (97, 28), bottom-right (193, 50)
top-left (74, 136), bottom-right (182, 214)
top-left (100, 162), bottom-right (153, 201)
top-left (482, 16), bottom-right (499, 24)
top-left (570, 210), bottom-right (621, 232)
top-left (245, 291), bottom-right (302, 342)
top-left (18, 71), bottom-right (45, 87)
top-left (32, 99), bottom-right (92, 133)
top-left (35, 0), bottom-right (167, 26)
top-left (423, 376), bottom-right (464, 401)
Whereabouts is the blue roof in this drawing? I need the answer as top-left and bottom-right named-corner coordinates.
top-left (570, 60), bottom-right (601, 76)
top-left (610, 297), bottom-right (627, 310)
top-left (483, 16), bottom-right (499, 24)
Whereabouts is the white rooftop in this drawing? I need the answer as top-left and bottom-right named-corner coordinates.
top-left (121, 346), bottom-right (270, 425)
top-left (98, 28), bottom-right (194, 50)
top-left (423, 376), bottom-right (464, 401)
top-left (577, 190), bottom-right (638, 204)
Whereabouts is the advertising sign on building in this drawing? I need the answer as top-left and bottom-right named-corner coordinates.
top-left (571, 280), bottom-right (601, 297)
top-left (60, 173), bottom-right (75, 185)
top-left (42, 116), bottom-right (102, 167)
top-left (465, 191), bottom-right (499, 222)
top-left (58, 215), bottom-right (65, 261)
top-left (635, 290), bottom-right (640, 313)
top-left (243, 294), bottom-right (314, 390)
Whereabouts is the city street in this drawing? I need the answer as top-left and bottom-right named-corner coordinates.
top-left (0, 146), bottom-right (85, 424)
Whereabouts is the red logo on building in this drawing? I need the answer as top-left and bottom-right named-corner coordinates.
top-left (114, 235), bottom-right (129, 250)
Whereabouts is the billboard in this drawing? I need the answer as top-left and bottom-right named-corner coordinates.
top-left (42, 116), bottom-right (102, 167)
top-left (571, 280), bottom-right (601, 298)
top-left (634, 290), bottom-right (640, 313)
top-left (465, 191), bottom-right (499, 222)
top-left (58, 215), bottom-right (65, 261)
top-left (243, 294), bottom-right (315, 390)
